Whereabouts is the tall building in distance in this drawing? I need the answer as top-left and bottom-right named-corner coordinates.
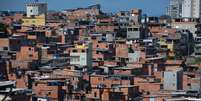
top-left (26, 3), bottom-right (47, 17)
top-left (166, 0), bottom-right (183, 18)
top-left (167, 0), bottom-right (201, 18)
top-left (182, 0), bottom-right (201, 18)
top-left (22, 2), bottom-right (47, 26)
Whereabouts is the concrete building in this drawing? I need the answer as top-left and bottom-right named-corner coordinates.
top-left (95, 17), bottom-right (117, 33)
top-left (70, 42), bottom-right (93, 68)
top-left (194, 36), bottom-right (201, 57)
top-left (22, 3), bottom-right (47, 26)
top-left (116, 11), bottom-right (130, 30)
top-left (32, 79), bottom-right (65, 101)
top-left (0, 38), bottom-right (9, 51)
top-left (167, 0), bottom-right (183, 18)
top-left (89, 74), bottom-right (138, 101)
top-left (182, 0), bottom-right (201, 18)
top-left (127, 25), bottom-right (141, 40)
top-left (22, 14), bottom-right (46, 26)
top-left (129, 9), bottom-right (142, 25)
top-left (194, 24), bottom-right (201, 57)
top-left (26, 3), bottom-right (47, 17)
top-left (128, 51), bottom-right (140, 63)
top-left (167, 0), bottom-right (201, 18)
top-left (115, 40), bottom-right (129, 62)
top-left (164, 68), bottom-right (183, 90)
top-left (181, 0), bottom-right (192, 18)
top-left (183, 73), bottom-right (201, 92)
top-left (171, 18), bottom-right (198, 35)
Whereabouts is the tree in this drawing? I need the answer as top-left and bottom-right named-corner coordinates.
top-left (0, 23), bottom-right (10, 38)
top-left (0, 23), bottom-right (7, 33)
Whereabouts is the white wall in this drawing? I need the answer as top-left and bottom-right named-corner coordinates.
top-left (26, 3), bottom-right (47, 17)
top-left (27, 6), bottom-right (39, 17)
top-left (164, 71), bottom-right (178, 90)
top-left (182, 0), bottom-right (201, 18)
top-left (182, 0), bottom-right (192, 18)
top-left (70, 53), bottom-right (87, 66)
top-left (192, 0), bottom-right (201, 18)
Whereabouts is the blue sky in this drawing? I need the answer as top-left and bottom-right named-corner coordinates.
top-left (0, 0), bottom-right (169, 16)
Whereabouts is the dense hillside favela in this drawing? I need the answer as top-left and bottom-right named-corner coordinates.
top-left (1, 0), bottom-right (201, 101)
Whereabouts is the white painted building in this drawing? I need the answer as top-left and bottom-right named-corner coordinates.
top-left (26, 3), bottom-right (47, 17)
top-left (128, 51), bottom-right (140, 63)
top-left (164, 68), bottom-right (183, 90)
top-left (70, 42), bottom-right (93, 68)
top-left (167, 0), bottom-right (183, 18)
top-left (167, 0), bottom-right (201, 18)
top-left (171, 18), bottom-right (197, 36)
top-left (127, 25), bottom-right (141, 40)
top-left (182, 0), bottom-right (201, 18)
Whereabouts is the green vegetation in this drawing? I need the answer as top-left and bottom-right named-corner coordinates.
top-left (0, 23), bottom-right (7, 33)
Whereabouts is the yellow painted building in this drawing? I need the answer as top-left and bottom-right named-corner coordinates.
top-left (159, 38), bottom-right (174, 52)
top-left (22, 14), bottom-right (46, 26)
top-left (75, 44), bottom-right (88, 49)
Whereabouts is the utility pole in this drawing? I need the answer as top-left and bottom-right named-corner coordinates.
top-left (187, 32), bottom-right (190, 57)
top-left (199, 70), bottom-right (201, 98)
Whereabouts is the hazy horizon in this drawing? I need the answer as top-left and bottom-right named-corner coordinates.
top-left (0, 0), bottom-right (169, 16)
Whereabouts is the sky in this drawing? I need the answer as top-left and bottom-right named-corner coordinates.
top-left (0, 0), bottom-right (169, 16)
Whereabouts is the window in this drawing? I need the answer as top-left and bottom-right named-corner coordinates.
top-left (98, 58), bottom-right (103, 60)
top-left (94, 92), bottom-right (97, 97)
top-left (96, 51), bottom-right (100, 54)
top-left (29, 48), bottom-right (32, 51)
top-left (81, 57), bottom-right (85, 60)
top-left (72, 49), bottom-right (77, 52)
top-left (29, 54), bottom-right (33, 57)
top-left (133, 28), bottom-right (139, 31)
top-left (71, 56), bottom-right (80, 62)
top-left (172, 83), bottom-right (175, 86)
top-left (128, 28), bottom-right (132, 31)
top-left (3, 47), bottom-right (8, 50)
top-left (75, 57), bottom-right (80, 62)
top-left (98, 77), bottom-right (102, 81)
top-left (161, 45), bottom-right (167, 48)
top-left (30, 10), bottom-right (32, 12)
top-left (81, 49), bottom-right (85, 52)
top-left (160, 85), bottom-right (163, 89)
top-left (75, 96), bottom-right (80, 99)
